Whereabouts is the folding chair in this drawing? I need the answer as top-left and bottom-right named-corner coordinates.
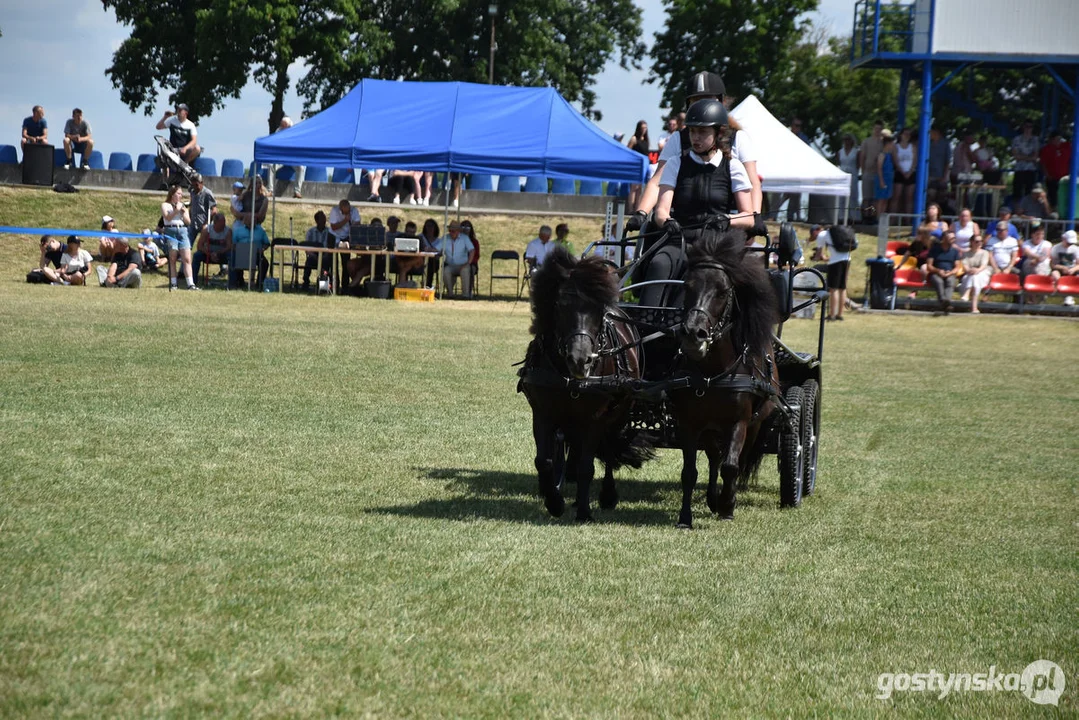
top-left (490, 249), bottom-right (522, 298)
top-left (230, 242), bottom-right (261, 290)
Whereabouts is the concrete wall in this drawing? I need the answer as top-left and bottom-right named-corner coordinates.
top-left (0, 163), bottom-right (617, 217)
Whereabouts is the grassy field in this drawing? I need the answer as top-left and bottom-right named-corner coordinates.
top-left (0, 187), bottom-right (1076, 717)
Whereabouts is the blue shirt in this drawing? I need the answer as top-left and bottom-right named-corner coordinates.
top-left (435, 233), bottom-right (474, 266)
top-left (22, 116), bottom-right (47, 139)
top-left (928, 139), bottom-right (950, 178)
top-left (929, 243), bottom-right (960, 272)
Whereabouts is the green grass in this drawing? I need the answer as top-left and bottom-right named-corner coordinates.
top-left (0, 188), bottom-right (1076, 717)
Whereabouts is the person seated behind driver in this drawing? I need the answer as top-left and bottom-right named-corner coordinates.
top-left (192, 212), bottom-right (233, 284)
top-left (645, 98), bottom-right (755, 307)
top-left (42, 235), bottom-right (93, 285)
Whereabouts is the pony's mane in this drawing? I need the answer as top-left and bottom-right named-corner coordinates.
top-left (686, 230), bottom-right (778, 354)
top-left (529, 247), bottom-right (618, 336)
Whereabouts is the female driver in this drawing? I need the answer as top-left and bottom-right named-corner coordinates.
top-left (643, 98), bottom-right (754, 307)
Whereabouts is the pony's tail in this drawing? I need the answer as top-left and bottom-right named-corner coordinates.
top-left (736, 422), bottom-right (771, 489)
top-left (599, 426), bottom-right (657, 471)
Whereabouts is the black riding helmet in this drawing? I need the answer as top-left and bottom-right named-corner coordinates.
top-left (684, 99), bottom-right (729, 129)
top-left (685, 71), bottom-right (726, 103)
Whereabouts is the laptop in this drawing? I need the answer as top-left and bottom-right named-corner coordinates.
top-left (392, 233), bottom-right (420, 253)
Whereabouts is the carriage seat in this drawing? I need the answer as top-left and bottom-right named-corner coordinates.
top-left (769, 269), bottom-right (792, 322)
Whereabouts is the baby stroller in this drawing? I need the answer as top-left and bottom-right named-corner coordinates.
top-left (154, 135), bottom-right (200, 189)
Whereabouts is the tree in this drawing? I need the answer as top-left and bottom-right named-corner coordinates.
top-left (299, 0), bottom-right (645, 120)
top-left (648, 0), bottom-right (819, 112)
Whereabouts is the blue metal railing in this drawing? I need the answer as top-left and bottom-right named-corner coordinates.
top-left (851, 0), bottom-right (922, 64)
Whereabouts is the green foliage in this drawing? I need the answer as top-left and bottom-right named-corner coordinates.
top-left (648, 0), bottom-right (819, 111)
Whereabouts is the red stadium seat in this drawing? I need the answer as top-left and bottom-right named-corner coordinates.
top-left (885, 240), bottom-right (909, 259)
top-left (893, 267), bottom-right (927, 289)
top-left (1023, 274), bottom-right (1055, 297)
top-left (987, 272), bottom-right (1021, 293)
top-left (1055, 275), bottom-right (1079, 295)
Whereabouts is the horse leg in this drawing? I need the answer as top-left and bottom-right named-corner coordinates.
top-left (533, 417), bottom-right (565, 518)
top-left (677, 441), bottom-right (698, 529)
top-left (717, 421), bottom-right (747, 521)
top-left (705, 444), bottom-right (722, 514)
top-left (574, 439), bottom-right (598, 523)
top-left (599, 463), bottom-right (618, 510)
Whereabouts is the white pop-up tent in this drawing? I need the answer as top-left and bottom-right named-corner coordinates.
top-left (730, 95), bottom-right (851, 202)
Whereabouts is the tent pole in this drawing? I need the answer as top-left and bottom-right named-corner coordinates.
top-left (441, 172), bottom-right (451, 298)
top-left (250, 161), bottom-right (258, 291)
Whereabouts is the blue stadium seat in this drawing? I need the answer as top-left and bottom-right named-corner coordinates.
top-left (606, 182), bottom-right (622, 196)
top-left (54, 148), bottom-right (68, 167)
top-left (275, 165), bottom-right (295, 181)
top-left (87, 151), bottom-right (105, 170)
top-left (497, 175), bottom-right (521, 193)
top-left (193, 156), bottom-right (217, 177)
top-left (0, 145), bottom-right (18, 164)
top-left (523, 176), bottom-right (548, 193)
top-left (551, 178), bottom-right (576, 195)
top-left (578, 180), bottom-right (602, 196)
top-left (221, 158), bottom-right (244, 178)
top-left (332, 167), bottom-right (355, 184)
top-left (137, 153), bottom-right (157, 172)
top-left (467, 174), bottom-right (493, 191)
top-left (107, 152), bottom-right (133, 171)
top-left (304, 166), bottom-right (327, 183)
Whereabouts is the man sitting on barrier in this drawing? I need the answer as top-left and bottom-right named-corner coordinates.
top-left (61, 108), bottom-right (93, 170)
top-left (21, 105), bottom-right (47, 149)
top-left (644, 98), bottom-right (756, 308)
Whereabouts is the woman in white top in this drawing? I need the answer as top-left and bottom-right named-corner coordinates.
top-left (958, 234), bottom-right (991, 312)
top-left (42, 235), bottom-right (93, 285)
top-left (951, 208), bottom-right (979, 253)
top-left (161, 185), bottom-right (196, 290)
top-left (836, 133), bottom-right (859, 224)
top-left (892, 127), bottom-right (916, 216)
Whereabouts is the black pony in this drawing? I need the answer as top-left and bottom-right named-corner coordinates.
top-left (519, 246), bottom-right (653, 522)
top-left (669, 229), bottom-right (780, 527)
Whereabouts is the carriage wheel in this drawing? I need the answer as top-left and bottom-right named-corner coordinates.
top-left (801, 380), bottom-right (820, 497)
top-left (778, 385), bottom-right (804, 508)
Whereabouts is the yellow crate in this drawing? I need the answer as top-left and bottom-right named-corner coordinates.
top-left (394, 287), bottom-right (435, 302)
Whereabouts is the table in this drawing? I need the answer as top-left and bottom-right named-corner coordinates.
top-left (955, 184), bottom-right (1006, 219)
top-left (272, 245), bottom-right (439, 296)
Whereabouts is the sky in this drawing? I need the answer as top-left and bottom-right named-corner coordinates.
top-left (0, 0), bottom-right (855, 169)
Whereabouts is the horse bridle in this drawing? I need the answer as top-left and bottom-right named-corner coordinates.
top-left (683, 261), bottom-right (735, 352)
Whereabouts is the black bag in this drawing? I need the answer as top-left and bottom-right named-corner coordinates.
top-left (26, 269), bottom-right (48, 284)
top-left (52, 182), bottom-right (78, 193)
top-left (830, 225), bottom-right (858, 252)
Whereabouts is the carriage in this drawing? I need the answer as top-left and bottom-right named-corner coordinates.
top-left (538, 222), bottom-right (827, 515)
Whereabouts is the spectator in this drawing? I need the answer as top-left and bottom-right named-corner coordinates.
top-left (446, 172), bottom-right (463, 209)
top-left (1020, 223), bottom-right (1052, 278)
top-left (1039, 129), bottom-right (1071, 205)
top-left (993, 206), bottom-right (1019, 239)
top-left (926, 230), bottom-right (961, 315)
top-left (810, 224), bottom-right (851, 321)
top-left (160, 185), bottom-right (197, 291)
top-left (328, 198), bottom-right (360, 285)
top-left (554, 223), bottom-right (575, 256)
top-left (419, 218), bottom-right (441, 287)
top-left (364, 169), bottom-right (385, 203)
top-left (1011, 120), bottom-right (1039, 201)
top-left (61, 108), bottom-right (93, 170)
top-left (1016, 184), bottom-right (1055, 220)
top-left (155, 103), bottom-right (201, 164)
top-left (926, 125), bottom-right (951, 205)
top-left (524, 225), bottom-right (554, 268)
top-left (837, 133), bottom-right (859, 223)
top-left (388, 170), bottom-right (422, 205)
top-left (1050, 230), bottom-right (1078, 305)
top-left (897, 227), bottom-right (933, 275)
top-left (857, 120), bottom-right (884, 215)
top-left (300, 210), bottom-right (330, 291)
top-left (951, 131), bottom-right (975, 185)
top-left (436, 220), bottom-right (475, 298)
top-left (657, 116), bottom-right (678, 152)
top-left (390, 216), bottom-right (424, 283)
top-left (951, 208), bottom-right (979, 252)
top-left (958, 234), bottom-right (991, 313)
top-left (676, 112), bottom-right (686, 129)
top-left (42, 235), bottom-right (92, 285)
top-left (229, 180), bottom-right (245, 215)
top-left (919, 202), bottom-right (948, 238)
top-left (626, 120), bottom-right (651, 208)
top-left (874, 132), bottom-right (896, 219)
top-left (37, 234), bottom-right (66, 272)
top-left (21, 105), bottom-right (47, 149)
top-left (985, 221), bottom-right (1020, 274)
top-left (419, 172), bottom-right (434, 206)
top-left (892, 127), bottom-right (916, 215)
top-left (784, 117), bottom-right (809, 220)
top-left (187, 173), bottom-right (217, 248)
top-left (103, 237), bottom-right (142, 289)
top-left (275, 116), bottom-right (305, 198)
top-left (973, 134), bottom-right (1000, 184)
top-left (97, 215), bottom-right (122, 263)
top-left (460, 220), bottom-right (480, 289)
top-left (231, 178), bottom-right (270, 287)
top-left (137, 230), bottom-right (166, 272)
top-left (192, 212), bottom-right (233, 284)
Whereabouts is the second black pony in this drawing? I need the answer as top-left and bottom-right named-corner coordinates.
top-left (518, 246), bottom-right (653, 522)
top-left (668, 229), bottom-right (781, 527)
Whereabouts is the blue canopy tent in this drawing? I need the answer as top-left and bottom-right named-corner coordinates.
top-left (253, 79), bottom-right (648, 184)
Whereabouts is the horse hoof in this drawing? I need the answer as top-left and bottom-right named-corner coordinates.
top-left (706, 489), bottom-right (719, 514)
top-left (545, 494), bottom-right (565, 518)
top-left (576, 512), bottom-right (595, 524)
top-left (719, 514), bottom-right (734, 521)
top-left (676, 521), bottom-right (693, 530)
top-left (599, 490), bottom-right (618, 510)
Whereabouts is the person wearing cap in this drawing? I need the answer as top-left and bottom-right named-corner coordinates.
top-left (103, 237), bottom-right (142, 289)
top-left (1016, 183), bottom-right (1055, 220)
top-left (1020, 223), bottom-right (1052, 278)
top-left (273, 116), bottom-right (305, 198)
top-left (42, 236), bottom-right (93, 285)
top-left (992, 206), bottom-right (1019, 239)
top-left (958, 234), bottom-right (991, 312)
top-left (985, 221), bottom-right (1019, 275)
top-left (1050, 230), bottom-right (1079, 305)
top-left (155, 102), bottom-right (200, 164)
top-left (926, 230), bottom-right (961, 315)
top-left (62, 108), bottom-right (93, 170)
top-left (137, 230), bottom-right (166, 272)
top-left (21, 105), bottom-right (47, 149)
top-left (435, 220), bottom-right (475, 298)
top-left (187, 173), bottom-right (217, 248)
top-left (631, 70), bottom-right (762, 228)
top-left (96, 215), bottom-right (122, 263)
